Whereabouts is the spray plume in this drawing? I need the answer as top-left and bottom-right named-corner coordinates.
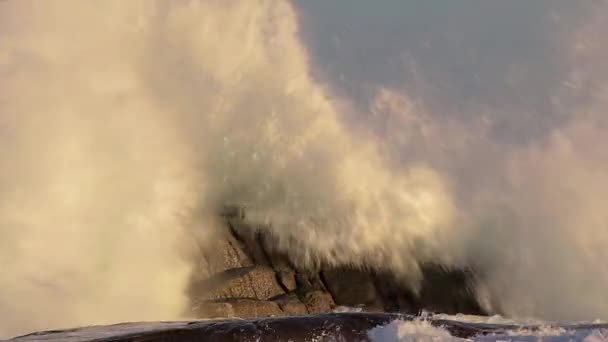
top-left (1, 0), bottom-right (608, 337)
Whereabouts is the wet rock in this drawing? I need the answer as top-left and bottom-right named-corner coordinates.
top-left (361, 303), bottom-right (385, 313)
top-left (198, 301), bottom-right (235, 318)
top-left (277, 269), bottom-right (297, 292)
top-left (300, 290), bottom-right (335, 314)
top-left (417, 266), bottom-right (485, 315)
top-left (202, 229), bottom-right (253, 274)
top-left (219, 205), bottom-right (246, 220)
top-left (227, 220), bottom-right (271, 266)
top-left (187, 210), bottom-right (487, 320)
top-left (322, 267), bottom-right (381, 307)
top-left (227, 299), bottom-right (284, 318)
top-left (193, 266), bottom-right (285, 301)
top-left (259, 231), bottom-right (295, 271)
top-left (272, 293), bottom-right (308, 316)
top-left (295, 271), bottom-right (327, 293)
top-left (373, 272), bottom-right (418, 313)
top-left (199, 299), bottom-right (284, 318)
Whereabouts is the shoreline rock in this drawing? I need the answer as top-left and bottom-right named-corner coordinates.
top-left (187, 209), bottom-right (486, 320)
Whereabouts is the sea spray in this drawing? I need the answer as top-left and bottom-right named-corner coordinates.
top-left (2, 0), bottom-right (608, 337)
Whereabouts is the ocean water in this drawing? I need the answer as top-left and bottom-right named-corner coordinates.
top-left (9, 314), bottom-right (607, 341)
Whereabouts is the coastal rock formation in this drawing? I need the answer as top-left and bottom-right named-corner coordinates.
top-left (186, 208), bottom-right (485, 320)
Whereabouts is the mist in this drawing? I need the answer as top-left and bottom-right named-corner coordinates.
top-left (1, 0), bottom-right (608, 337)
top-left (292, 0), bottom-right (608, 319)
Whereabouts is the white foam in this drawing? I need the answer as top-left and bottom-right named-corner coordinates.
top-left (369, 320), bottom-right (608, 342)
top-left (332, 306), bottom-right (364, 313)
top-left (430, 313), bottom-right (549, 326)
top-left (368, 320), bottom-right (468, 342)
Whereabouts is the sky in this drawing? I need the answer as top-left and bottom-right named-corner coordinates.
top-left (294, 0), bottom-right (591, 141)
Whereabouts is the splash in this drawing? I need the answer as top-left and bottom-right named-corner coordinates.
top-left (368, 319), bottom-right (608, 342)
top-left (461, 6), bottom-right (608, 320)
top-left (0, 0), bottom-right (453, 337)
top-left (351, 3), bottom-right (608, 320)
top-left (2, 0), bottom-right (608, 337)
top-left (0, 0), bottom-right (202, 337)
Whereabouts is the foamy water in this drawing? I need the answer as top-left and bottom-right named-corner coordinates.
top-left (369, 318), bottom-right (608, 342)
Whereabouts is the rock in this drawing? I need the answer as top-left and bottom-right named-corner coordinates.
top-left (373, 272), bottom-right (418, 313)
top-left (272, 293), bottom-right (308, 316)
top-left (231, 299), bottom-right (284, 318)
top-left (199, 294), bottom-right (310, 319)
top-left (295, 271), bottom-right (326, 293)
top-left (277, 269), bottom-right (297, 292)
top-left (220, 205), bottom-right (246, 219)
top-left (186, 210), bottom-right (487, 320)
top-left (198, 301), bottom-right (235, 318)
top-left (198, 298), bottom-right (284, 318)
top-left (322, 267), bottom-right (381, 307)
top-left (417, 266), bottom-right (485, 315)
top-left (229, 298), bottom-right (284, 318)
top-left (227, 220), bottom-right (271, 266)
top-left (362, 303), bottom-right (385, 313)
top-left (258, 230), bottom-right (297, 270)
top-left (187, 227), bottom-right (255, 304)
top-left (300, 291), bottom-right (335, 314)
top-left (372, 266), bottom-right (486, 315)
top-left (192, 266), bottom-right (285, 301)
top-left (202, 229), bottom-right (254, 274)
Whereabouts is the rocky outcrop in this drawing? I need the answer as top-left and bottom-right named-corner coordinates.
top-left (300, 290), bottom-right (335, 314)
top-left (187, 207), bottom-right (485, 320)
top-left (322, 268), bottom-right (381, 309)
top-left (201, 298), bottom-right (284, 318)
top-left (272, 293), bottom-right (308, 315)
top-left (194, 266), bottom-right (285, 301)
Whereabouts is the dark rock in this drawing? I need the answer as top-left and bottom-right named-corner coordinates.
top-left (259, 230), bottom-right (295, 271)
top-left (417, 266), bottom-right (485, 315)
top-left (227, 220), bottom-right (271, 266)
top-left (322, 267), bottom-right (381, 307)
top-left (373, 272), bottom-right (419, 313)
top-left (361, 303), bottom-right (385, 313)
top-left (295, 271), bottom-right (327, 293)
top-left (372, 266), bottom-right (486, 316)
top-left (220, 205), bottom-right (246, 219)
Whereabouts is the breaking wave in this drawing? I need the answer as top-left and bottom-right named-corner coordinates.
top-left (1, 0), bottom-right (608, 337)
top-left (368, 318), bottom-right (608, 342)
